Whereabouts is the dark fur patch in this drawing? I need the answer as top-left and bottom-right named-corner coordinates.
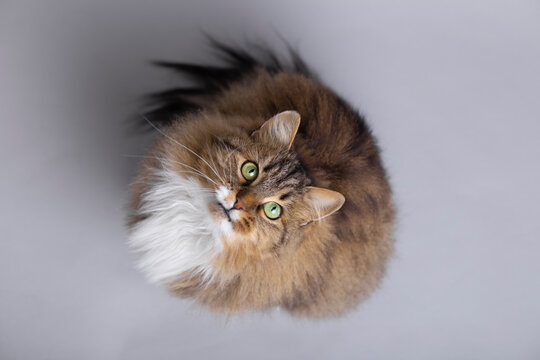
top-left (279, 192), bottom-right (292, 201)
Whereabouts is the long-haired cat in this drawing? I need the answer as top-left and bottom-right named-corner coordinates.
top-left (127, 40), bottom-right (395, 318)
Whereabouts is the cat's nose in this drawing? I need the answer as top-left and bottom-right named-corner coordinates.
top-left (233, 197), bottom-right (246, 210)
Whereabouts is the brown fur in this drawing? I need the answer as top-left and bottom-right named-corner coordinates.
top-left (129, 69), bottom-right (394, 318)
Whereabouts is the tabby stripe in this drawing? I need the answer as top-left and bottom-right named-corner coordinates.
top-left (277, 224), bottom-right (288, 247)
top-left (282, 163), bottom-right (303, 180)
top-left (220, 140), bottom-right (236, 150)
top-left (263, 158), bottom-right (283, 173)
top-left (279, 192), bottom-right (292, 201)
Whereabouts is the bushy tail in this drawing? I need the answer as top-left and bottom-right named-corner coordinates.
top-left (142, 38), bottom-right (313, 128)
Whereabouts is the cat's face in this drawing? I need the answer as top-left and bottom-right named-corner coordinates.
top-left (129, 111), bottom-right (344, 284)
top-left (179, 111), bottom-right (344, 252)
top-left (204, 129), bottom-right (310, 254)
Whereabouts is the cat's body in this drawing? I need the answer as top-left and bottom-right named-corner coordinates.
top-left (128, 43), bottom-right (394, 318)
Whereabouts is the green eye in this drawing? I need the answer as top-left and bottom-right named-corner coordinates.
top-left (263, 201), bottom-right (282, 220)
top-left (241, 161), bottom-right (258, 182)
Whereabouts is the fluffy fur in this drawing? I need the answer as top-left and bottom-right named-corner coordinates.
top-left (129, 167), bottom-right (222, 284)
top-left (127, 41), bottom-right (395, 318)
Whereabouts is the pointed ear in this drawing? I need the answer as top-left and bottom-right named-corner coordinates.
top-left (253, 110), bottom-right (301, 150)
top-left (302, 186), bottom-right (345, 226)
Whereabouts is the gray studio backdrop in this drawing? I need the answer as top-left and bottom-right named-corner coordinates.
top-left (1, 0), bottom-right (539, 359)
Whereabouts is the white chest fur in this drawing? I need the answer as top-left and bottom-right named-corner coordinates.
top-left (128, 166), bottom-right (222, 285)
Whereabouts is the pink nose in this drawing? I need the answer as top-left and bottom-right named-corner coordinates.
top-left (233, 197), bottom-right (246, 210)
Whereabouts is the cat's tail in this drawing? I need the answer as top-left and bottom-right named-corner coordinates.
top-left (141, 37), bottom-right (314, 128)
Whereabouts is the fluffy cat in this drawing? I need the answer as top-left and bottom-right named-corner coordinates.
top-left (127, 40), bottom-right (395, 318)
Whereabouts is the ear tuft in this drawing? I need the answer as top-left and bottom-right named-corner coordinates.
top-left (253, 110), bottom-right (301, 150)
top-left (302, 186), bottom-right (345, 225)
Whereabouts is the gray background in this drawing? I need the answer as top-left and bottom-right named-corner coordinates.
top-left (1, 0), bottom-right (539, 359)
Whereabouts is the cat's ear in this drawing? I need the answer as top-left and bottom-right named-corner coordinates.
top-left (301, 186), bottom-right (345, 226)
top-left (253, 110), bottom-right (301, 150)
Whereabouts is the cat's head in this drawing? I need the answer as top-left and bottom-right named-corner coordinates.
top-left (129, 110), bottom-right (344, 283)
top-left (199, 111), bottom-right (344, 249)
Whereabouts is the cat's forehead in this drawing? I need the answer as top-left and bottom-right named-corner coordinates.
top-left (218, 134), bottom-right (308, 192)
top-left (257, 152), bottom-right (307, 194)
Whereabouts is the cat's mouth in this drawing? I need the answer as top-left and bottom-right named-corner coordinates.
top-left (217, 202), bottom-right (232, 222)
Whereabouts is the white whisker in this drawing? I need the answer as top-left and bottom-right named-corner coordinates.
top-left (125, 154), bottom-right (220, 187)
top-left (205, 143), bottom-right (228, 187)
top-left (140, 114), bottom-right (226, 186)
